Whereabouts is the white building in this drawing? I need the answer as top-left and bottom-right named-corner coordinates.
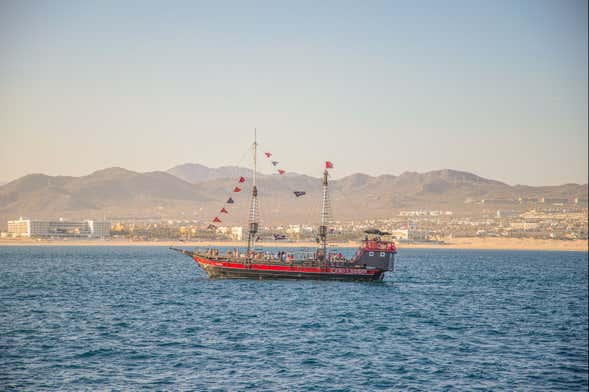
top-left (230, 226), bottom-right (243, 241)
top-left (7, 219), bottom-right (31, 237)
top-left (286, 224), bottom-right (301, 234)
top-left (400, 210), bottom-right (453, 217)
top-left (391, 224), bottom-right (429, 242)
top-left (510, 222), bottom-right (540, 230)
top-left (391, 229), bottom-right (409, 241)
top-left (87, 221), bottom-right (111, 237)
top-left (216, 226), bottom-right (230, 235)
top-left (7, 218), bottom-right (111, 238)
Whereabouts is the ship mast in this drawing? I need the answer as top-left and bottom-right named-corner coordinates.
top-left (246, 129), bottom-right (259, 256)
top-left (318, 169), bottom-right (330, 261)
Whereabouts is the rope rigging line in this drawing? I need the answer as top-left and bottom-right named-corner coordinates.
top-left (256, 143), bottom-right (317, 236)
top-left (256, 145), bottom-right (338, 243)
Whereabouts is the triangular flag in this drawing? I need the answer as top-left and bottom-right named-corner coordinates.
top-left (271, 161), bottom-right (279, 166)
top-left (207, 224), bottom-right (217, 230)
top-left (220, 207), bottom-right (228, 213)
top-left (226, 197), bottom-right (234, 204)
top-left (238, 176), bottom-right (246, 183)
top-left (278, 169), bottom-right (285, 175)
top-left (325, 161), bottom-right (334, 169)
top-left (213, 217), bottom-right (221, 223)
top-left (233, 187), bottom-right (242, 192)
top-left (265, 152), bottom-right (272, 158)
top-left (293, 191), bottom-right (306, 197)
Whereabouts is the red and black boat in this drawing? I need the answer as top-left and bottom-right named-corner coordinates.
top-left (171, 135), bottom-right (397, 281)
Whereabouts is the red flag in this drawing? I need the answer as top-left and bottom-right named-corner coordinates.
top-left (233, 187), bottom-right (242, 192)
top-left (238, 176), bottom-right (246, 183)
top-left (278, 169), bottom-right (285, 175)
top-left (213, 217), bottom-right (221, 223)
top-left (325, 161), bottom-right (334, 169)
top-left (220, 207), bottom-right (228, 214)
top-left (265, 152), bottom-right (272, 158)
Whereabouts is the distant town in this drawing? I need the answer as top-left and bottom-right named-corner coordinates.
top-left (5, 197), bottom-right (587, 244)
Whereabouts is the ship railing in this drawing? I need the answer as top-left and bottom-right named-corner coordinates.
top-left (196, 247), bottom-right (328, 264)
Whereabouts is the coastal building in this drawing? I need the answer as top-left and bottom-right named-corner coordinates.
top-left (399, 210), bottom-right (428, 217)
top-left (286, 224), bottom-right (301, 234)
top-left (7, 218), bottom-right (111, 238)
top-left (540, 197), bottom-right (569, 204)
top-left (400, 210), bottom-right (453, 217)
top-left (391, 224), bottom-right (429, 242)
top-left (213, 226), bottom-right (243, 240)
top-left (391, 229), bottom-right (409, 241)
top-left (216, 226), bottom-right (230, 235)
top-left (7, 219), bottom-right (31, 237)
top-left (230, 226), bottom-right (243, 241)
top-left (496, 210), bottom-right (519, 218)
top-left (87, 220), bottom-right (111, 237)
top-left (481, 199), bottom-right (517, 205)
top-left (510, 222), bottom-right (540, 230)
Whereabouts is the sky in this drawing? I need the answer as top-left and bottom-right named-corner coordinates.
top-left (0, 0), bottom-right (587, 186)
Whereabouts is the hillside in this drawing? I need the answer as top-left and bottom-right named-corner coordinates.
top-left (167, 163), bottom-right (253, 183)
top-left (0, 168), bottom-right (210, 225)
top-left (0, 165), bottom-right (586, 229)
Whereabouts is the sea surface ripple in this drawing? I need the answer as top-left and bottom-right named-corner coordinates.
top-left (1, 246), bottom-right (587, 391)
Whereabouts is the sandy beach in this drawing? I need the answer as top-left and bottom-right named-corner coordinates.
top-left (0, 237), bottom-right (586, 252)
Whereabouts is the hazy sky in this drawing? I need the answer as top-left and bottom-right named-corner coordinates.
top-left (1, 0), bottom-right (587, 186)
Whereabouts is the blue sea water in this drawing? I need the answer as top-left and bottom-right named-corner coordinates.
top-left (0, 246), bottom-right (587, 391)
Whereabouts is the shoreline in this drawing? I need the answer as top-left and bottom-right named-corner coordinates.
top-left (0, 238), bottom-right (587, 252)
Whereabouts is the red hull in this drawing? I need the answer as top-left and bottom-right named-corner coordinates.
top-left (194, 256), bottom-right (385, 281)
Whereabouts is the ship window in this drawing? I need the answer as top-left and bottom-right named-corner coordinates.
top-left (369, 252), bottom-right (374, 256)
top-left (380, 252), bottom-right (386, 257)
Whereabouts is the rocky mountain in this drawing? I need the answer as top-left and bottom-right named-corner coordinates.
top-left (167, 163), bottom-right (252, 183)
top-left (0, 165), bottom-right (586, 229)
top-left (0, 168), bottom-right (210, 225)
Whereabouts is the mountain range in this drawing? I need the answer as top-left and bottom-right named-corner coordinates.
top-left (0, 164), bottom-right (586, 229)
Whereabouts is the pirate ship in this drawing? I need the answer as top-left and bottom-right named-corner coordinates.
top-left (170, 134), bottom-right (396, 281)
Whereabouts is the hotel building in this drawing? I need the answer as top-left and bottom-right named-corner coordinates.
top-left (7, 218), bottom-right (111, 238)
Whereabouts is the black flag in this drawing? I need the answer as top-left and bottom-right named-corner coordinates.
top-left (293, 191), bottom-right (306, 197)
top-left (226, 197), bottom-right (234, 204)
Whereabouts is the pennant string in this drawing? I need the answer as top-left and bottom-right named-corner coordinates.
top-left (258, 144), bottom-right (312, 206)
top-left (206, 145), bottom-right (252, 228)
top-left (206, 144), bottom-right (332, 228)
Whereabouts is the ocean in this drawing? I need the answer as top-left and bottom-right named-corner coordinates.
top-left (1, 246), bottom-right (587, 391)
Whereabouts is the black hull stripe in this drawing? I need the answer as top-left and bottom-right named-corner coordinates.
top-left (200, 264), bottom-right (384, 281)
